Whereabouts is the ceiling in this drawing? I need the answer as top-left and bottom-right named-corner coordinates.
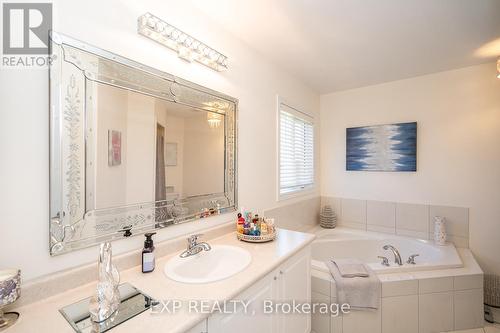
top-left (157, 99), bottom-right (203, 118)
top-left (190, 0), bottom-right (500, 93)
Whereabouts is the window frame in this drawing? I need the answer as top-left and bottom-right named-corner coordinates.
top-left (276, 96), bottom-right (315, 201)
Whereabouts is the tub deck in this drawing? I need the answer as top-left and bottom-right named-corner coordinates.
top-left (310, 226), bottom-right (484, 333)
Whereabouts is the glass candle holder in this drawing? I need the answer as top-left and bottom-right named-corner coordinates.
top-left (0, 269), bottom-right (21, 330)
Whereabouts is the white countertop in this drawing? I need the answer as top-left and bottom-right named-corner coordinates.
top-left (8, 229), bottom-right (315, 333)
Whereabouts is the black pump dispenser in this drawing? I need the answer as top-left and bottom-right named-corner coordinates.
top-left (142, 232), bottom-right (156, 273)
top-left (144, 232), bottom-right (156, 249)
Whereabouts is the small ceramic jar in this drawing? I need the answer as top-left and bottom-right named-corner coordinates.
top-left (434, 216), bottom-right (447, 245)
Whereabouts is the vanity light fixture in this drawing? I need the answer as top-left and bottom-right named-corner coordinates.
top-left (497, 57), bottom-right (500, 79)
top-left (207, 112), bottom-right (222, 129)
top-left (137, 13), bottom-right (228, 71)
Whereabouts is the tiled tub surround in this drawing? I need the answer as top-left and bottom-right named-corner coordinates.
top-left (322, 197), bottom-right (470, 248)
top-left (310, 228), bottom-right (484, 333)
top-left (265, 196), bottom-right (321, 231)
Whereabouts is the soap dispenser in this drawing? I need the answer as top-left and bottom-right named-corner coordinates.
top-left (142, 233), bottom-right (156, 273)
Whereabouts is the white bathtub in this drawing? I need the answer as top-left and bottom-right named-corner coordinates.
top-left (312, 227), bottom-right (463, 274)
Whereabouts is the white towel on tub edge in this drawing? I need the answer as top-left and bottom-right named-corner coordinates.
top-left (326, 259), bottom-right (381, 310)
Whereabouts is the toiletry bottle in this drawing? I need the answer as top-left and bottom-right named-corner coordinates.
top-left (237, 213), bottom-right (245, 234)
top-left (249, 221), bottom-right (255, 235)
top-left (142, 232), bottom-right (156, 273)
top-left (244, 211), bottom-right (251, 227)
top-left (266, 218), bottom-right (275, 234)
top-left (253, 214), bottom-right (260, 229)
top-left (261, 220), bottom-right (268, 235)
top-left (244, 211), bottom-right (252, 224)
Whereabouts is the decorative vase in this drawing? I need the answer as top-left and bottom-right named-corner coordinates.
top-left (89, 242), bottom-right (120, 323)
top-left (434, 216), bottom-right (447, 245)
top-left (0, 269), bottom-right (21, 330)
top-left (320, 205), bottom-right (337, 229)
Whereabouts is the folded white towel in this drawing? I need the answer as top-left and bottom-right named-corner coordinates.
top-left (326, 259), bottom-right (381, 310)
top-left (333, 258), bottom-right (369, 278)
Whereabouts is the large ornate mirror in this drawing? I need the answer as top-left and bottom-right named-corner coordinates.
top-left (49, 32), bottom-right (237, 255)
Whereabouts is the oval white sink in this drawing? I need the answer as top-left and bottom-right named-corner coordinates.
top-left (164, 245), bottom-right (251, 284)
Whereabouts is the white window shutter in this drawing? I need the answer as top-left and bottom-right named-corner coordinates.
top-left (279, 103), bottom-right (314, 196)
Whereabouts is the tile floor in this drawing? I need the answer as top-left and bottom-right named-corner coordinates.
top-left (443, 322), bottom-right (500, 333)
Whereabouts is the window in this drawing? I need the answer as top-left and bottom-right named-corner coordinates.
top-left (278, 101), bottom-right (314, 198)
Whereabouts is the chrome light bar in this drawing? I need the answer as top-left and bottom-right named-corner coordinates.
top-left (137, 12), bottom-right (228, 72)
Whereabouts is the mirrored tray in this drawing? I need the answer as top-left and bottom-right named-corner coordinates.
top-left (59, 283), bottom-right (154, 332)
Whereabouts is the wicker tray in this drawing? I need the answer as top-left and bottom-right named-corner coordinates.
top-left (236, 230), bottom-right (276, 243)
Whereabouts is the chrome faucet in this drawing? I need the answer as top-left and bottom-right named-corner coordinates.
top-left (179, 234), bottom-right (211, 258)
top-left (377, 256), bottom-right (390, 266)
top-left (407, 254), bottom-right (420, 264)
top-left (383, 244), bottom-right (403, 266)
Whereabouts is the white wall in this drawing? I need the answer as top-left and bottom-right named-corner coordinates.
top-left (0, 0), bottom-right (319, 280)
top-left (125, 92), bottom-right (156, 204)
top-left (94, 84), bottom-right (156, 208)
top-left (320, 63), bottom-right (500, 275)
top-left (164, 115), bottom-right (184, 197)
top-left (94, 83), bottom-right (128, 209)
top-left (182, 113), bottom-right (225, 197)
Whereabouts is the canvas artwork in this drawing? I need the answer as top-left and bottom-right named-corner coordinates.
top-left (346, 122), bottom-right (417, 171)
top-left (108, 130), bottom-right (122, 166)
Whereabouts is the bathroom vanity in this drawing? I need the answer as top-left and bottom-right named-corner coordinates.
top-left (7, 228), bottom-right (314, 333)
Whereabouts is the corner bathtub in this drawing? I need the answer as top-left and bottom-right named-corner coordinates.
top-left (311, 227), bottom-right (463, 274)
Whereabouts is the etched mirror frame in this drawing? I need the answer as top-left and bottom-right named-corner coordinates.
top-left (49, 32), bottom-right (237, 255)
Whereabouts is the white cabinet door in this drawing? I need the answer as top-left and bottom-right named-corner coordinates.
top-left (186, 319), bottom-right (208, 333)
top-left (278, 247), bottom-right (311, 333)
top-left (207, 246), bottom-right (311, 333)
top-left (312, 291), bottom-right (331, 333)
top-left (208, 272), bottom-right (278, 333)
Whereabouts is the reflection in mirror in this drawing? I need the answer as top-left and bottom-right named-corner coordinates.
top-left (89, 82), bottom-right (225, 212)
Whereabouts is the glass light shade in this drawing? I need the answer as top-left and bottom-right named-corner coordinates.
top-left (137, 13), bottom-right (228, 71)
top-left (497, 57), bottom-right (500, 78)
top-left (207, 112), bottom-right (222, 128)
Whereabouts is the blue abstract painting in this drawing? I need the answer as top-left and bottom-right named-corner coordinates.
top-left (346, 122), bottom-right (417, 171)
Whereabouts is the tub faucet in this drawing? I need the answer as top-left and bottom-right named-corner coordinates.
top-left (377, 256), bottom-right (390, 266)
top-left (383, 244), bottom-right (403, 266)
top-left (407, 254), bottom-right (420, 264)
top-left (180, 234), bottom-right (211, 258)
